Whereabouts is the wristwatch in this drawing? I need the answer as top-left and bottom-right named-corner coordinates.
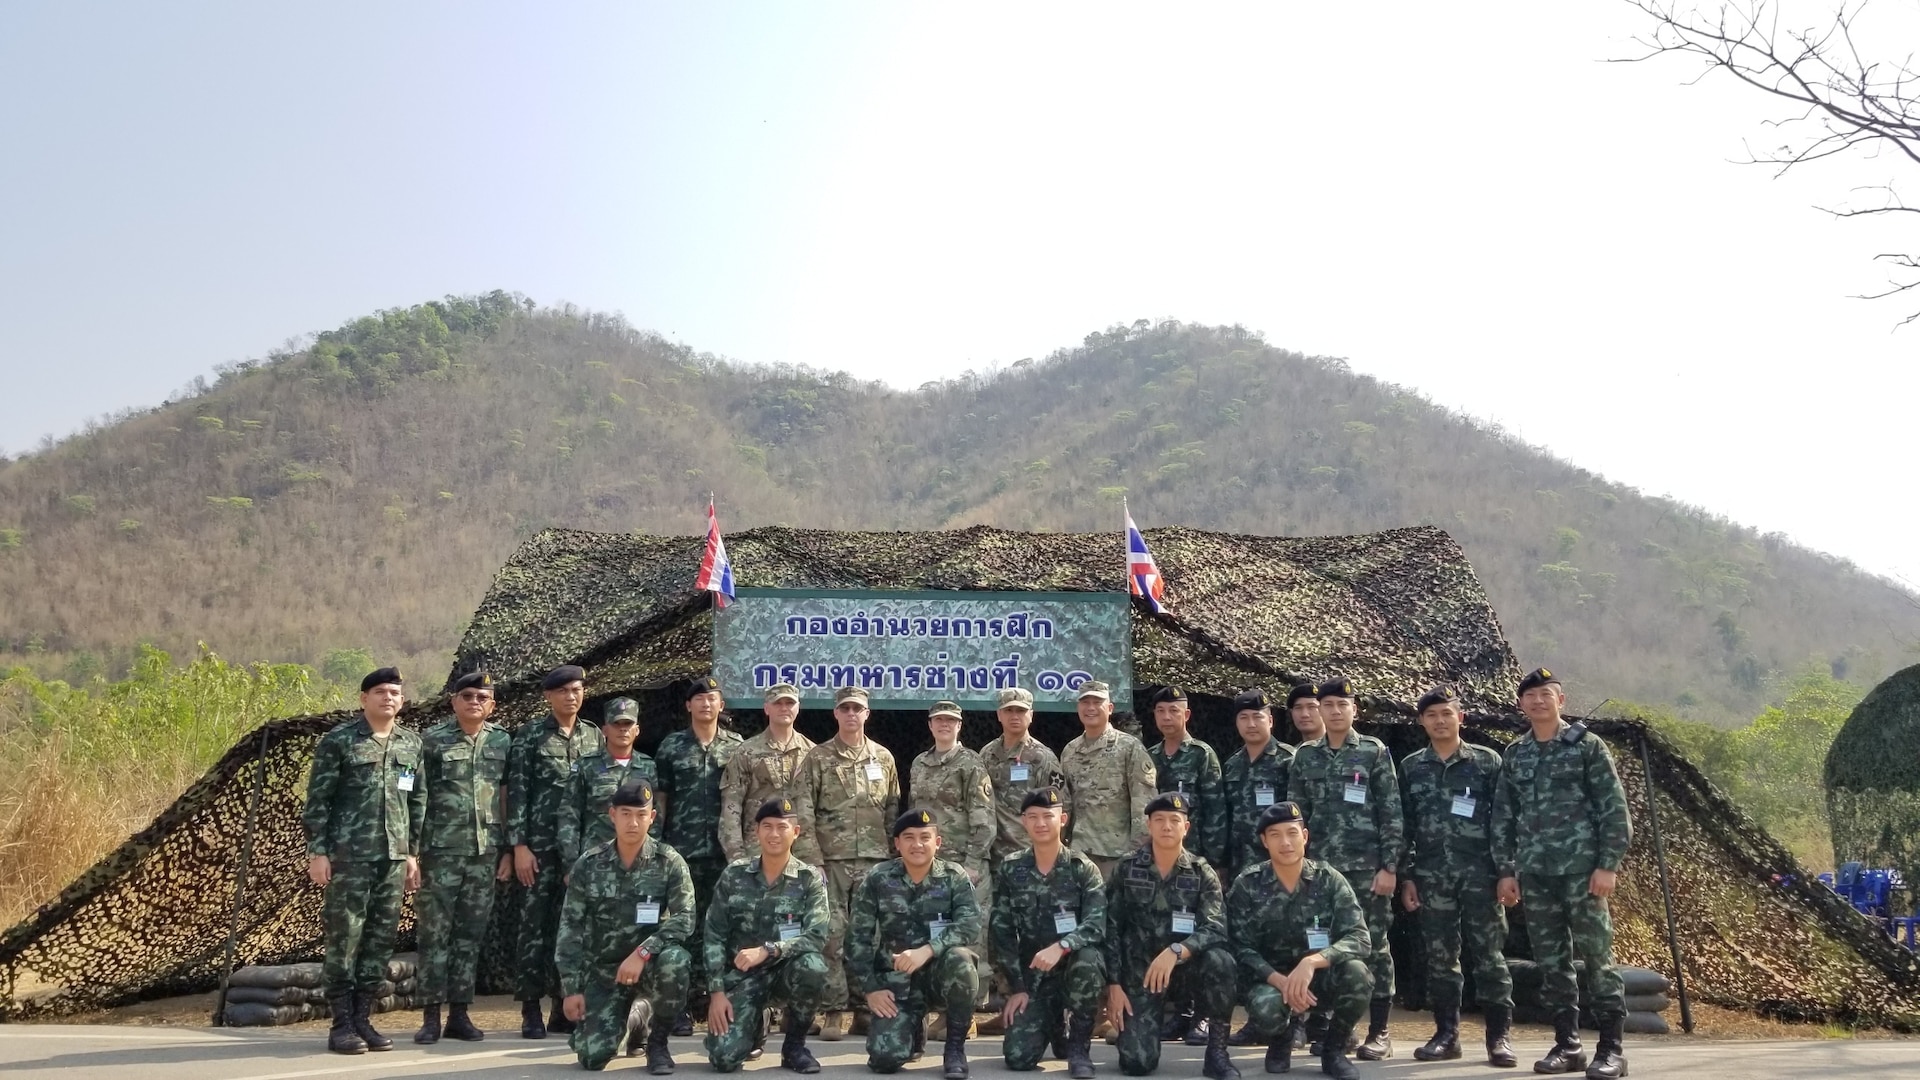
top-left (761, 941), bottom-right (781, 960)
top-left (1168, 943), bottom-right (1187, 961)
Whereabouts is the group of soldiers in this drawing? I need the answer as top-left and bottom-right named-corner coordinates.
top-left (304, 663), bottom-right (1632, 1080)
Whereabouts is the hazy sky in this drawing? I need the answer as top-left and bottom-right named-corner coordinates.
top-left (3, 1), bottom-right (1916, 590)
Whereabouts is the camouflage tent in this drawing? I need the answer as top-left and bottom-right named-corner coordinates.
top-left (2, 525), bottom-right (1918, 1028)
top-left (1826, 663), bottom-right (1920, 902)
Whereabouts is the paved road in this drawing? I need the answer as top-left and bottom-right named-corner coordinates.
top-left (0, 1025), bottom-right (1913, 1079)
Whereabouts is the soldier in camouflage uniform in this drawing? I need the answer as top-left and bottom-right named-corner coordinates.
top-left (654, 675), bottom-right (745, 1033)
top-left (847, 809), bottom-right (983, 1078)
top-left (507, 664), bottom-right (605, 1039)
top-left (1103, 793), bottom-right (1239, 1080)
top-left (556, 779), bottom-right (696, 1074)
top-left (1143, 686), bottom-right (1225, 1044)
top-left (1398, 685), bottom-right (1515, 1067)
top-left (1220, 688), bottom-right (1299, 1049)
top-left (981, 687), bottom-right (1070, 859)
top-left (792, 685), bottom-right (902, 1036)
top-left (1061, 681), bottom-right (1157, 882)
top-left (1491, 669), bottom-right (1633, 1080)
top-left (911, 700), bottom-right (997, 1018)
top-left (1224, 801), bottom-right (1372, 1080)
top-left (303, 667), bottom-right (426, 1056)
top-left (1286, 676), bottom-right (1403, 1061)
top-left (704, 797), bottom-right (832, 1074)
top-left (561, 698), bottom-right (659, 866)
top-left (718, 684), bottom-right (815, 862)
top-left (1286, 682), bottom-right (1324, 745)
top-left (413, 671), bottom-right (512, 1045)
top-left (992, 788), bottom-right (1106, 1079)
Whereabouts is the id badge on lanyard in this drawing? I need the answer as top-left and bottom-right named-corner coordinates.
top-left (929, 917), bottom-right (950, 941)
top-left (1255, 784), bottom-right (1276, 807)
top-left (1306, 918), bottom-right (1330, 951)
top-left (1054, 907), bottom-right (1078, 935)
top-left (1171, 908), bottom-right (1196, 935)
top-left (1450, 790), bottom-right (1477, 818)
top-left (396, 770), bottom-right (415, 792)
top-left (779, 916), bottom-right (803, 942)
top-left (636, 899), bottom-right (661, 925)
top-left (1342, 771), bottom-right (1367, 805)
top-left (864, 760), bottom-right (884, 783)
top-left (1009, 760), bottom-right (1030, 782)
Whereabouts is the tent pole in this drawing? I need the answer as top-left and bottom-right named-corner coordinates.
top-left (1637, 731), bottom-right (1693, 1033)
top-left (212, 723), bottom-right (273, 1025)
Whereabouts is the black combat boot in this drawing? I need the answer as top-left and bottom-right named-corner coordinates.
top-left (1202, 1015), bottom-right (1242, 1080)
top-left (1484, 1005), bottom-right (1516, 1068)
top-left (1187, 1016), bottom-right (1215, 1046)
top-left (1266, 1032), bottom-right (1292, 1074)
top-left (1288, 1015), bottom-right (1308, 1051)
top-left (1584, 1014), bottom-right (1627, 1079)
top-left (1533, 1008), bottom-right (1585, 1074)
top-left (414, 1003), bottom-right (442, 1044)
top-left (782, 1008), bottom-right (822, 1074)
top-left (1051, 1008), bottom-right (1070, 1060)
top-left (1318, 1024), bottom-right (1359, 1080)
top-left (351, 990), bottom-right (392, 1051)
top-left (1413, 1005), bottom-right (1461, 1061)
top-left (327, 994), bottom-right (367, 1055)
top-left (1067, 1011), bottom-right (1097, 1080)
top-left (1230, 1017), bottom-right (1262, 1047)
top-left (547, 997), bottom-right (577, 1036)
top-left (943, 1011), bottom-right (971, 1079)
top-left (749, 1007), bottom-right (770, 1061)
top-left (1162, 1005), bottom-right (1194, 1042)
top-left (646, 1011), bottom-right (677, 1075)
top-left (520, 998), bottom-right (547, 1039)
top-left (1304, 1010), bottom-right (1328, 1056)
top-left (445, 1001), bottom-right (485, 1041)
top-left (672, 1008), bottom-right (694, 1037)
top-left (909, 1017), bottom-right (926, 1063)
top-left (1354, 999), bottom-right (1391, 1061)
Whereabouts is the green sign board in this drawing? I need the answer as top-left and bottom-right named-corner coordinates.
top-left (712, 588), bottom-right (1132, 711)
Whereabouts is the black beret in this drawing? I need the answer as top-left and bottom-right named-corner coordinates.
top-left (360, 667), bottom-right (402, 692)
top-left (1317, 676), bottom-right (1355, 700)
top-left (684, 675), bottom-right (721, 701)
top-left (1232, 688), bottom-right (1270, 712)
top-left (1284, 682), bottom-right (1318, 709)
top-left (755, 797), bottom-right (798, 821)
top-left (1517, 668), bottom-right (1561, 695)
top-left (892, 808), bottom-right (937, 836)
top-left (450, 671), bottom-right (492, 693)
top-left (1144, 791), bottom-right (1191, 817)
top-left (1020, 787), bottom-right (1065, 812)
top-left (1416, 685), bottom-right (1461, 714)
top-left (1256, 801), bottom-right (1305, 832)
top-left (1148, 686), bottom-right (1187, 705)
top-left (542, 665), bottom-right (586, 691)
top-left (609, 778), bottom-right (654, 808)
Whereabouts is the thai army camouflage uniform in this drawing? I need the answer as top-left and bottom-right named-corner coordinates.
top-left (556, 837), bottom-right (698, 1071)
top-left (560, 749), bottom-right (659, 865)
top-left (912, 742), bottom-right (997, 998)
top-left (792, 736), bottom-right (901, 1010)
top-left (1400, 741), bottom-right (1513, 1012)
top-left (718, 728), bottom-right (815, 861)
top-left (303, 715), bottom-right (428, 999)
top-left (1223, 739), bottom-right (1295, 878)
top-left (1102, 846), bottom-right (1236, 1076)
top-left (1061, 726), bottom-right (1157, 878)
top-left (1287, 732), bottom-right (1404, 1001)
top-left (1491, 721), bottom-right (1633, 1018)
top-left (1226, 858), bottom-right (1374, 1040)
top-left (416, 717), bottom-right (511, 1006)
top-left (990, 846), bottom-right (1108, 1070)
top-left (506, 713), bottom-right (604, 1001)
top-left (846, 857), bottom-right (983, 1072)
top-left (1148, 738), bottom-right (1227, 869)
top-left (702, 855), bottom-right (833, 1072)
top-left (979, 733), bottom-right (1069, 861)
top-left (655, 724), bottom-right (745, 997)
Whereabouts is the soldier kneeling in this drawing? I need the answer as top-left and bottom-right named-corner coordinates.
top-left (992, 787), bottom-right (1107, 1077)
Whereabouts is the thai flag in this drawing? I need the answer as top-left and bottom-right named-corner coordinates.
top-left (1125, 506), bottom-right (1165, 614)
top-left (695, 498), bottom-right (735, 609)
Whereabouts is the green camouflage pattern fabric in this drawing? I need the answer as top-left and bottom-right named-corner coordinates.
top-left (791, 737), bottom-right (901, 864)
top-left (1400, 741), bottom-right (1511, 1010)
top-left (416, 852), bottom-right (497, 1005)
top-left (991, 846), bottom-right (1108, 1071)
top-left (1103, 847), bottom-right (1235, 1076)
top-left (1520, 871), bottom-right (1624, 1016)
top-left (847, 858), bottom-right (982, 1073)
top-left (1222, 739), bottom-right (1295, 876)
top-left (505, 714), bottom-right (604, 852)
top-left (1226, 858), bottom-right (1372, 1038)
top-left (978, 734), bottom-right (1069, 861)
top-left (559, 750), bottom-right (659, 864)
top-left (1490, 722), bottom-right (1633, 878)
top-left (1147, 737), bottom-right (1227, 868)
top-left (653, 727), bottom-right (744, 862)
top-left (418, 718), bottom-right (512, 855)
top-left (910, 746), bottom-right (997, 879)
top-left (557, 837), bottom-right (697, 1071)
top-left (702, 855), bottom-right (833, 1071)
top-left (303, 716), bottom-right (427, 861)
top-left (717, 729), bottom-right (814, 861)
top-left (1060, 727), bottom-right (1157, 860)
top-left (320, 857), bottom-right (406, 997)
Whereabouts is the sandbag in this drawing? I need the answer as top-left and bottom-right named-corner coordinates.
top-left (1623, 1011), bottom-right (1670, 1035)
top-left (223, 1002), bottom-right (318, 1027)
top-left (224, 984), bottom-right (312, 1006)
top-left (225, 963), bottom-right (325, 990)
top-left (1619, 967), bottom-right (1672, 996)
top-left (1622, 993), bottom-right (1670, 1014)
top-left (386, 954), bottom-right (418, 981)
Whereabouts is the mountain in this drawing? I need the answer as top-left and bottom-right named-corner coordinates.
top-left (2, 293), bottom-right (1914, 722)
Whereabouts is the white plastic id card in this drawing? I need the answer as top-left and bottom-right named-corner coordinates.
top-left (1255, 785), bottom-right (1276, 807)
top-left (396, 772), bottom-right (415, 792)
top-left (1450, 793), bottom-right (1477, 818)
top-left (636, 901), bottom-right (661, 925)
top-left (779, 919), bottom-right (803, 941)
top-left (929, 917), bottom-right (950, 940)
top-left (864, 761), bottom-right (884, 782)
top-left (1054, 909), bottom-right (1078, 935)
top-left (1307, 927), bottom-right (1331, 951)
top-left (1171, 909), bottom-right (1196, 935)
top-left (1342, 782), bottom-right (1367, 805)
top-left (1009, 762), bottom-right (1030, 781)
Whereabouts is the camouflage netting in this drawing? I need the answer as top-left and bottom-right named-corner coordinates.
top-left (3, 525), bottom-right (1918, 1028)
top-left (1825, 663), bottom-right (1920, 903)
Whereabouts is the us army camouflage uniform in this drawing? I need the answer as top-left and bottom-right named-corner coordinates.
top-left (1102, 846), bottom-right (1236, 1076)
top-left (1148, 738), bottom-right (1227, 869)
top-left (1287, 732), bottom-right (1404, 1002)
top-left (1061, 727), bottom-right (1157, 879)
top-left (847, 858), bottom-right (983, 1073)
top-left (1400, 741), bottom-right (1513, 1012)
top-left (1491, 722), bottom-right (1633, 1018)
top-left (303, 715), bottom-right (428, 999)
top-left (792, 737), bottom-right (901, 1011)
top-left (979, 734), bottom-right (1068, 861)
top-left (1223, 739), bottom-right (1295, 878)
top-left (655, 724), bottom-right (745, 999)
top-left (416, 717), bottom-right (511, 1006)
top-left (560, 750), bottom-right (660, 865)
top-left (1226, 859), bottom-right (1374, 1040)
top-left (911, 744), bottom-right (997, 998)
top-left (718, 729), bottom-right (815, 861)
top-left (506, 714), bottom-right (604, 1002)
top-left (990, 846), bottom-right (1108, 1070)
top-left (703, 856), bottom-right (832, 1072)
top-left (556, 837), bottom-right (698, 1071)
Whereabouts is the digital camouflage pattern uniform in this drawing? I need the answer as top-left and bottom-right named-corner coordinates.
top-left (911, 742), bottom-right (997, 998)
top-left (846, 857), bottom-right (983, 1072)
top-left (655, 724), bottom-right (745, 998)
top-left (1102, 846), bottom-right (1236, 1076)
top-left (703, 855), bottom-right (833, 1072)
top-left (416, 717), bottom-right (511, 1006)
top-left (1222, 739), bottom-right (1295, 878)
top-left (1491, 722), bottom-right (1633, 1018)
top-left (718, 728), bottom-right (815, 861)
top-left (560, 749), bottom-right (660, 865)
top-left (506, 713), bottom-right (603, 1002)
top-left (1147, 738), bottom-right (1227, 869)
top-left (792, 736), bottom-right (901, 1011)
top-left (1399, 741), bottom-right (1513, 1013)
top-left (556, 837), bottom-right (698, 1071)
top-left (1287, 732), bottom-right (1404, 1002)
top-left (979, 733), bottom-right (1068, 861)
top-left (990, 846), bottom-right (1108, 1070)
top-left (303, 716), bottom-right (428, 999)
top-left (1225, 858), bottom-right (1373, 1040)
top-left (1061, 727), bottom-right (1157, 879)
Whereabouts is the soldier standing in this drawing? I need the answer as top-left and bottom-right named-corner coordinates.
top-left (704, 798), bottom-right (833, 1074)
top-left (846, 809), bottom-right (983, 1078)
top-left (414, 671), bottom-right (511, 1045)
top-left (1287, 683), bottom-right (1324, 745)
top-left (1398, 685), bottom-right (1515, 1066)
top-left (1102, 793), bottom-right (1239, 1080)
top-left (654, 675), bottom-right (746, 1034)
top-left (303, 667), bottom-right (426, 1055)
top-left (718, 684), bottom-right (815, 862)
top-left (507, 664), bottom-right (605, 1039)
top-left (1060, 681), bottom-right (1157, 882)
top-left (911, 700), bottom-right (997, 1026)
top-left (1286, 676), bottom-right (1403, 1061)
top-left (1491, 669), bottom-right (1632, 1079)
top-left (979, 687), bottom-right (1068, 861)
top-left (792, 685), bottom-right (902, 1039)
top-left (561, 698), bottom-right (659, 867)
top-left (555, 779), bottom-right (697, 1074)
top-left (1224, 801), bottom-right (1372, 1080)
top-left (1222, 689), bottom-right (1296, 880)
top-left (992, 788), bottom-right (1106, 1078)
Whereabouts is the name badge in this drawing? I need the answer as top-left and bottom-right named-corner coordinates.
top-left (779, 919), bottom-right (803, 942)
top-left (1450, 793), bottom-right (1477, 818)
top-left (396, 771), bottom-right (415, 792)
top-left (1255, 785), bottom-right (1276, 807)
top-left (1171, 909), bottom-right (1196, 935)
top-left (635, 901), bottom-right (661, 925)
top-left (570, 760), bottom-right (581, 774)
top-left (1054, 909), bottom-right (1078, 935)
top-left (929, 917), bottom-right (950, 940)
top-left (1306, 928), bottom-right (1331, 951)
top-left (864, 761), bottom-right (883, 782)
top-left (1009, 763), bottom-right (1030, 781)
top-left (1342, 782), bottom-right (1367, 805)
